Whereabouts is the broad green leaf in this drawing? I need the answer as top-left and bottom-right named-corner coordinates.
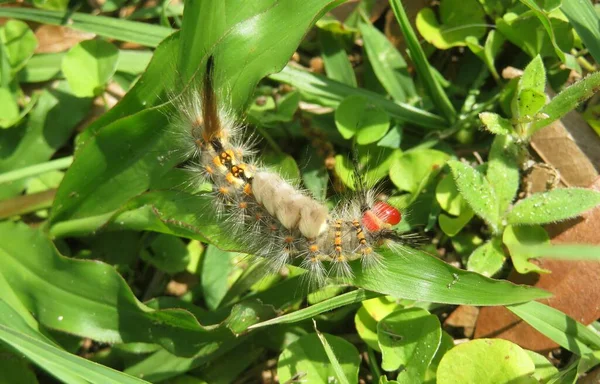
top-left (416, 0), bottom-right (487, 49)
top-left (438, 209), bottom-right (474, 237)
top-left (314, 324), bottom-right (351, 384)
top-left (143, 234), bottom-right (190, 274)
top-left (251, 289), bottom-right (381, 329)
top-left (62, 39), bottom-right (119, 97)
top-left (351, 247), bottom-right (550, 305)
top-left (436, 174), bottom-right (474, 236)
top-left (0, 301), bottom-right (149, 384)
top-left (487, 134), bottom-right (520, 216)
top-left (391, 149), bottom-right (449, 193)
top-left (526, 350), bottom-right (559, 383)
top-left (0, 221), bottom-right (245, 357)
top-left (177, 0), bottom-right (346, 111)
top-left (389, 0), bottom-right (456, 122)
top-left (49, 105), bottom-right (177, 224)
top-left (465, 30), bottom-right (504, 81)
top-left (424, 331), bottom-right (454, 383)
top-left (0, 7), bottom-right (173, 47)
top-left (362, 296), bottom-right (402, 321)
top-left (318, 21), bottom-right (357, 87)
top-left (519, 55), bottom-right (546, 94)
top-left (478, 112), bottom-right (513, 135)
top-left (436, 174), bottom-right (464, 216)
top-left (277, 333), bottom-right (360, 384)
top-left (270, 65), bottom-right (447, 130)
top-left (355, 306), bottom-right (381, 351)
top-left (378, 308), bottom-right (441, 381)
top-left (496, 11), bottom-right (573, 63)
top-left (359, 21), bottom-right (415, 102)
top-left (506, 188), bottom-right (600, 225)
top-left (0, 82), bottom-right (90, 200)
top-left (508, 301), bottom-right (600, 355)
top-left (335, 95), bottom-right (390, 144)
top-left (377, 124), bottom-right (403, 148)
top-left (436, 339), bottom-right (536, 383)
top-left (201, 245), bottom-right (236, 311)
top-left (0, 348), bottom-right (40, 384)
top-left (262, 152), bottom-right (301, 181)
top-left (516, 88), bottom-right (547, 122)
top-left (520, 0), bottom-right (580, 71)
top-left (196, 342), bottom-right (264, 384)
top-left (561, 0), bottom-right (600, 64)
top-left (0, 20), bottom-right (38, 73)
top-left (448, 160), bottom-right (500, 232)
top-left (0, 88), bottom-right (19, 128)
top-left (532, 72), bottom-right (600, 134)
top-left (466, 238), bottom-right (505, 277)
top-left (503, 225), bottom-right (551, 274)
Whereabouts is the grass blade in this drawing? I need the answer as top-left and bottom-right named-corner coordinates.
top-left (0, 8), bottom-right (173, 47)
top-left (508, 301), bottom-right (600, 355)
top-left (388, 0), bottom-right (456, 122)
top-left (270, 64), bottom-right (447, 130)
top-left (561, 0), bottom-right (600, 64)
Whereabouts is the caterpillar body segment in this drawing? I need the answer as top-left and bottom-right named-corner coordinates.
top-left (172, 57), bottom-right (408, 286)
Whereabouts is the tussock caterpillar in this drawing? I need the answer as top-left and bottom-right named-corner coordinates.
top-left (171, 56), bottom-right (420, 288)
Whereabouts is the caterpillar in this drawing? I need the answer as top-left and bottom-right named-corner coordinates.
top-left (172, 56), bottom-right (415, 288)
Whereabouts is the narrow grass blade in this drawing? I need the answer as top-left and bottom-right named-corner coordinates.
top-left (508, 301), bottom-right (600, 355)
top-left (0, 8), bottom-right (173, 47)
top-left (388, 0), bottom-right (456, 122)
top-left (561, 0), bottom-right (600, 64)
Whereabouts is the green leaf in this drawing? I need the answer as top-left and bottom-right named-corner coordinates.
top-left (0, 301), bottom-right (149, 384)
top-left (0, 20), bottom-right (38, 73)
top-left (270, 65), bottom-right (447, 130)
top-left (144, 234), bottom-right (190, 274)
top-left (516, 88), bottom-right (547, 121)
top-left (436, 339), bottom-right (536, 383)
top-left (314, 322), bottom-right (351, 384)
top-left (506, 188), bottom-right (600, 225)
top-left (503, 225), bottom-right (551, 274)
top-left (561, 0), bottom-right (600, 64)
top-left (177, 0), bottom-right (346, 110)
top-left (0, 221), bottom-right (244, 357)
top-left (391, 149), bottom-right (449, 193)
top-left (389, 0), bottom-right (456, 123)
top-left (277, 333), bottom-right (360, 384)
top-left (438, 209), bottom-right (474, 237)
top-left (478, 112), bottom-right (514, 135)
top-left (61, 39), bottom-right (119, 97)
top-left (250, 289), bottom-right (381, 329)
top-left (335, 146), bottom-right (400, 190)
top-left (359, 21), bottom-right (415, 102)
top-left (526, 350), bottom-right (559, 383)
top-left (465, 30), bottom-right (504, 81)
top-left (416, 0), bottom-right (487, 49)
top-left (505, 243), bottom-right (600, 261)
top-left (0, 7), bottom-right (173, 47)
top-left (378, 308), bottom-right (441, 381)
top-left (318, 21), bottom-right (357, 87)
top-left (201, 245), bottom-right (236, 311)
top-left (436, 174), bottom-right (466, 216)
top-left (335, 95), bottom-right (390, 144)
top-left (519, 55), bottom-right (546, 94)
top-left (520, 0), bottom-right (580, 71)
top-left (351, 248), bottom-right (550, 305)
top-left (487, 134), bottom-right (520, 216)
top-left (532, 72), bottom-right (600, 134)
top-left (466, 238), bottom-right (505, 277)
top-left (0, 82), bottom-right (90, 200)
top-left (0, 88), bottom-right (19, 128)
top-left (448, 160), bottom-right (500, 232)
top-left (355, 306), bottom-right (381, 351)
top-left (507, 301), bottom-right (600, 355)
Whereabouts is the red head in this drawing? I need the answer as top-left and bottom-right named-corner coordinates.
top-left (362, 201), bottom-right (402, 232)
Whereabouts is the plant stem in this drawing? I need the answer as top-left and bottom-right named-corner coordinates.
top-left (0, 156), bottom-right (73, 184)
